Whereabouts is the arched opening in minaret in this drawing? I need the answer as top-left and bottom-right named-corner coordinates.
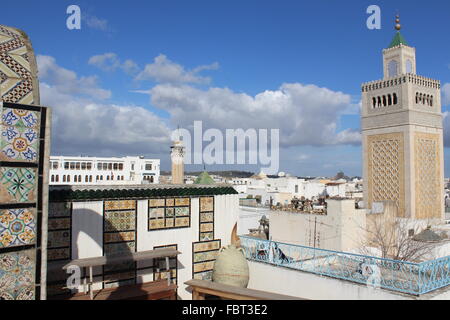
top-left (382, 95), bottom-right (387, 106)
top-left (372, 97), bottom-right (376, 108)
top-left (430, 96), bottom-right (433, 107)
top-left (393, 93), bottom-right (398, 105)
top-left (416, 92), bottom-right (419, 104)
top-left (377, 97), bottom-right (382, 107)
top-left (388, 60), bottom-right (398, 78)
top-left (388, 94), bottom-right (392, 106)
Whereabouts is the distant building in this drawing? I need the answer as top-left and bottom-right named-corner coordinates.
top-left (170, 139), bottom-right (185, 184)
top-left (49, 156), bottom-right (160, 185)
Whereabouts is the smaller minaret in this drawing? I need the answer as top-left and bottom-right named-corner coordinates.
top-left (170, 136), bottom-right (185, 184)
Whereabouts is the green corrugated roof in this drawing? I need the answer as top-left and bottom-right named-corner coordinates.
top-left (388, 32), bottom-right (408, 48)
top-left (194, 171), bottom-right (215, 185)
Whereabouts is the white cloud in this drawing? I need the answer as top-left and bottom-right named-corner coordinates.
top-left (88, 53), bottom-right (139, 75)
top-left (38, 55), bottom-right (111, 100)
top-left (147, 82), bottom-right (361, 147)
top-left (135, 54), bottom-right (219, 84)
top-left (442, 83), bottom-right (450, 106)
top-left (37, 55), bottom-right (171, 156)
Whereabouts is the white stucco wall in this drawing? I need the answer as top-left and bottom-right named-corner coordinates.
top-left (247, 261), bottom-right (450, 300)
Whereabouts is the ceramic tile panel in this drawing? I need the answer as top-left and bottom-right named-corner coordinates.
top-left (200, 212), bottom-right (213, 223)
top-left (175, 198), bottom-right (190, 206)
top-left (193, 239), bottom-right (221, 253)
top-left (200, 222), bottom-right (214, 233)
top-left (148, 197), bottom-right (190, 231)
top-left (149, 199), bottom-right (165, 207)
top-left (0, 166), bottom-right (36, 203)
top-left (200, 197), bottom-right (214, 212)
top-left (0, 208), bottom-right (35, 248)
top-left (47, 230), bottom-right (70, 248)
top-left (47, 248), bottom-right (70, 261)
top-left (47, 217), bottom-right (70, 231)
top-left (0, 125), bottom-right (39, 162)
top-left (104, 231), bottom-right (135, 244)
top-left (0, 249), bottom-right (35, 300)
top-left (1, 107), bottom-right (40, 128)
top-left (175, 217), bottom-right (189, 227)
top-left (104, 242), bottom-right (135, 256)
top-left (104, 210), bottom-right (135, 232)
top-left (104, 200), bottom-right (136, 211)
top-left (192, 239), bottom-right (221, 280)
top-left (48, 202), bottom-right (71, 218)
top-left (199, 232), bottom-right (214, 242)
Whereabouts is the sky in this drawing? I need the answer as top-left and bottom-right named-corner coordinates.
top-left (2, 0), bottom-right (450, 177)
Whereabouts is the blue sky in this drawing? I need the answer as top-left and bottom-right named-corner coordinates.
top-left (2, 0), bottom-right (450, 176)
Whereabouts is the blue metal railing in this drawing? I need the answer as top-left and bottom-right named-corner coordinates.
top-left (239, 236), bottom-right (450, 295)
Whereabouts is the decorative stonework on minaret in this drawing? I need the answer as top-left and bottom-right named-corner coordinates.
top-left (171, 139), bottom-right (185, 184)
top-left (361, 15), bottom-right (444, 220)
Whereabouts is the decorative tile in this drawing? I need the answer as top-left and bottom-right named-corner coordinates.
top-left (48, 230), bottom-right (70, 248)
top-left (149, 199), bottom-right (165, 207)
top-left (193, 239), bottom-right (221, 253)
top-left (0, 208), bottom-right (35, 248)
top-left (0, 249), bottom-right (35, 300)
top-left (193, 261), bottom-right (215, 273)
top-left (165, 207), bottom-right (175, 217)
top-left (104, 210), bottom-right (135, 232)
top-left (175, 198), bottom-right (190, 206)
top-left (48, 202), bottom-right (71, 218)
top-left (165, 198), bottom-right (175, 207)
top-left (48, 218), bottom-right (70, 231)
top-left (47, 248), bottom-right (70, 261)
top-left (200, 223), bottom-right (214, 233)
top-left (0, 167), bottom-right (36, 203)
top-left (149, 218), bottom-right (165, 230)
top-left (193, 270), bottom-right (213, 281)
top-left (200, 212), bottom-right (213, 223)
top-left (104, 242), bottom-right (135, 256)
top-left (194, 250), bottom-right (218, 263)
top-left (199, 232), bottom-right (214, 242)
top-left (104, 231), bottom-right (135, 244)
top-left (149, 207), bottom-right (164, 218)
top-left (165, 218), bottom-right (174, 228)
top-left (1, 108), bottom-right (39, 128)
top-left (104, 200), bottom-right (136, 211)
top-left (0, 125), bottom-right (39, 162)
top-left (175, 206), bottom-right (189, 216)
top-left (200, 197), bottom-right (214, 212)
top-left (175, 217), bottom-right (189, 227)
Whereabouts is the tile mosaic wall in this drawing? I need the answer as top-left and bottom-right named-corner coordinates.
top-left (192, 239), bottom-right (221, 281)
top-left (103, 200), bottom-right (137, 288)
top-left (0, 102), bottom-right (48, 300)
top-left (199, 197), bottom-right (214, 241)
top-left (148, 197), bottom-right (190, 231)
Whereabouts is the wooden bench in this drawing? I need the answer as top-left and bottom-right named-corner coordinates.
top-left (52, 280), bottom-right (177, 300)
top-left (185, 279), bottom-right (304, 300)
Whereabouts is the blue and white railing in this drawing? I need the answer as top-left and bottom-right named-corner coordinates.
top-left (239, 236), bottom-right (450, 295)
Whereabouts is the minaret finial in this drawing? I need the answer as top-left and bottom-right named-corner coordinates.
top-left (395, 14), bottom-right (401, 31)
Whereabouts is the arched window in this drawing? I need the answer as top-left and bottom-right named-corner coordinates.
top-left (89, 175), bottom-right (92, 182)
top-left (388, 94), bottom-right (392, 106)
top-left (377, 97), bottom-right (382, 107)
top-left (85, 175), bottom-right (88, 182)
top-left (406, 60), bottom-right (413, 73)
top-left (67, 175), bottom-right (71, 183)
top-left (63, 175), bottom-right (66, 183)
top-left (416, 92), bottom-right (419, 104)
top-left (430, 96), bottom-right (433, 107)
top-left (372, 97), bottom-right (376, 108)
top-left (393, 93), bottom-right (398, 105)
top-left (74, 175), bottom-right (77, 183)
top-left (388, 60), bottom-right (398, 78)
top-left (382, 95), bottom-right (387, 107)
top-left (56, 175), bottom-right (59, 182)
top-left (51, 175), bottom-right (55, 182)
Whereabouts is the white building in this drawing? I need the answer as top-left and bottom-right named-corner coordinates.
top-left (49, 156), bottom-right (160, 185)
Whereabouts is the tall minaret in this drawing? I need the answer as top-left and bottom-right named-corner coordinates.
top-left (171, 135), bottom-right (185, 184)
top-left (361, 15), bottom-right (444, 220)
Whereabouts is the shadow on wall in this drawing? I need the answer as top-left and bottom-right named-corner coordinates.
top-left (48, 206), bottom-right (148, 300)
